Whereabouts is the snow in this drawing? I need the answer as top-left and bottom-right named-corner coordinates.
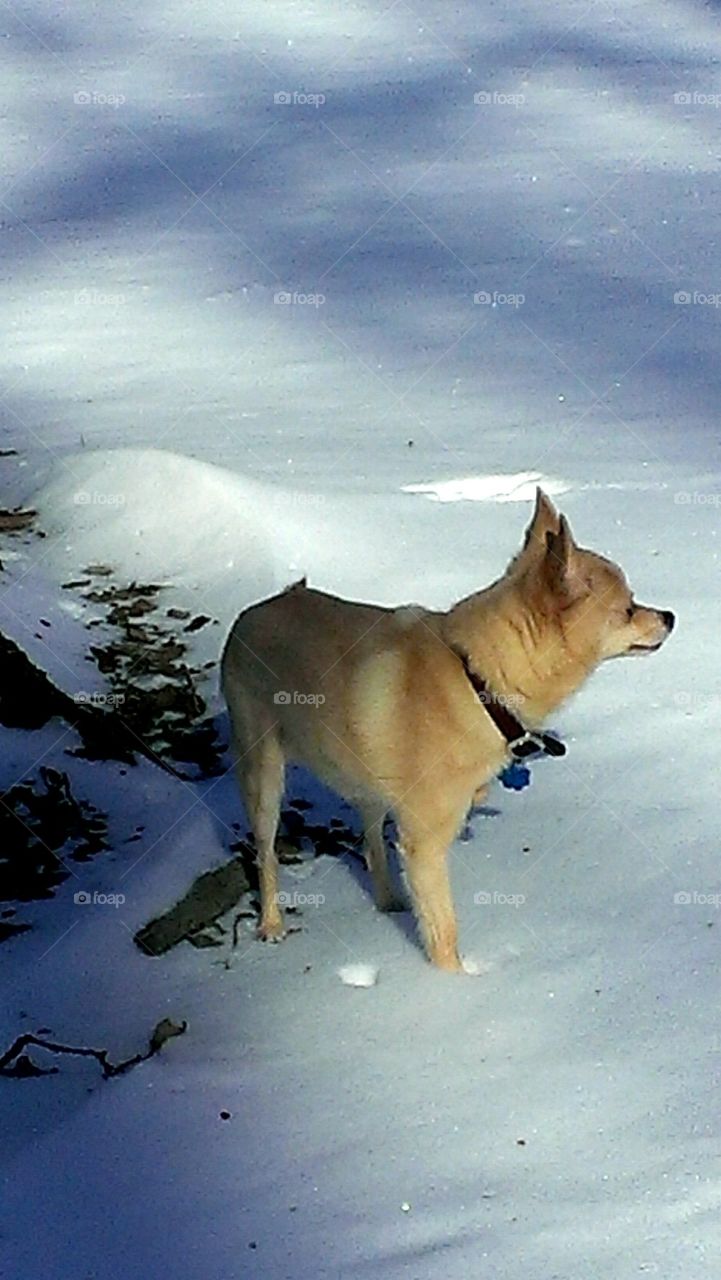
top-left (338, 962), bottom-right (379, 987)
top-left (2, 1), bottom-right (721, 1277)
top-left (402, 470), bottom-right (571, 503)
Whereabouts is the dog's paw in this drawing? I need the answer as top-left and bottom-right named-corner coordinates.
top-left (256, 918), bottom-right (286, 943)
top-left (432, 952), bottom-right (464, 973)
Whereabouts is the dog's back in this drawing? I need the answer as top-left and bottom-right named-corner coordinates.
top-left (222, 581), bottom-right (390, 711)
top-left (221, 581), bottom-right (477, 804)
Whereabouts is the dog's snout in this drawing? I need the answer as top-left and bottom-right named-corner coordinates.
top-left (661, 609), bottom-right (675, 632)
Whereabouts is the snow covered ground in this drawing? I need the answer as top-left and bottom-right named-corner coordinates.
top-left (2, 2), bottom-right (721, 1277)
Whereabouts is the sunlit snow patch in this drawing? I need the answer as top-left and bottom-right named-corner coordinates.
top-left (338, 963), bottom-right (379, 988)
top-left (402, 471), bottom-right (570, 503)
top-left (461, 955), bottom-right (493, 976)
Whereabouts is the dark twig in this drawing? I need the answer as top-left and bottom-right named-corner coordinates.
top-left (0, 1018), bottom-right (187, 1079)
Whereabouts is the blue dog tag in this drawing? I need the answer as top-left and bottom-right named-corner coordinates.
top-left (499, 762), bottom-right (531, 791)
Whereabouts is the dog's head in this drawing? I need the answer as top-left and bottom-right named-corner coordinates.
top-left (510, 488), bottom-right (675, 664)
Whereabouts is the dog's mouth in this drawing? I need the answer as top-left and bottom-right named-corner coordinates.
top-left (628, 639), bottom-right (665, 655)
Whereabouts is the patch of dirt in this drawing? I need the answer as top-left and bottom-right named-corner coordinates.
top-left (0, 630), bottom-right (74, 731)
top-left (0, 628), bottom-right (135, 762)
top-left (0, 767), bottom-right (108, 904)
top-left (280, 802), bottom-right (360, 858)
top-left (68, 571), bottom-right (225, 776)
top-left (0, 508), bottom-right (36, 532)
top-left (0, 915), bottom-right (31, 944)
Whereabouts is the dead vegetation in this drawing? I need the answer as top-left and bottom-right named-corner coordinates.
top-left (0, 767), bottom-right (108, 903)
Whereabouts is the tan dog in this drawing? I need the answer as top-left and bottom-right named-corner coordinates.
top-left (221, 490), bottom-right (674, 971)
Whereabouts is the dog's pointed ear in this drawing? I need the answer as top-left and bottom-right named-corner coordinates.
top-left (544, 514), bottom-right (580, 593)
top-left (509, 487), bottom-right (561, 574)
top-left (525, 487), bottom-right (561, 550)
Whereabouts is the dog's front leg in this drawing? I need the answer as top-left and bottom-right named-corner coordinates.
top-left (397, 813), bottom-right (464, 971)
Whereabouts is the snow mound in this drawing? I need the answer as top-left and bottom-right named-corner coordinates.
top-left (36, 447), bottom-right (281, 602)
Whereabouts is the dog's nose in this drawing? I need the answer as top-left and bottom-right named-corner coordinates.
top-left (661, 609), bottom-right (675, 632)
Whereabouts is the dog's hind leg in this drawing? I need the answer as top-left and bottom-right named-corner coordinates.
top-left (358, 802), bottom-right (404, 913)
top-left (230, 715), bottom-right (286, 941)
